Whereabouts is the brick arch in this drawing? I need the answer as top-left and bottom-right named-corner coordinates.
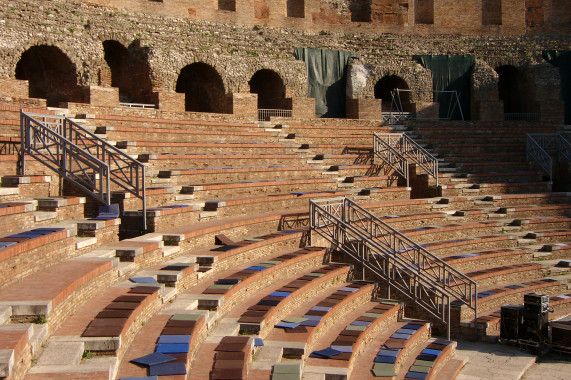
top-left (15, 45), bottom-right (84, 107)
top-left (374, 75), bottom-right (412, 112)
top-left (366, 65), bottom-right (433, 104)
top-left (175, 62), bottom-right (227, 113)
top-left (248, 69), bottom-right (288, 109)
top-left (102, 40), bottom-right (154, 104)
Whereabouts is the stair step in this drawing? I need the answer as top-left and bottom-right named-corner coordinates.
top-left (75, 237), bottom-right (97, 250)
top-left (36, 341), bottom-right (84, 367)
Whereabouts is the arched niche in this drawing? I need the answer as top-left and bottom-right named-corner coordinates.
top-left (175, 63), bottom-right (227, 113)
top-left (103, 40), bottom-right (154, 104)
top-left (495, 65), bottom-right (528, 114)
top-left (15, 45), bottom-right (82, 107)
top-left (248, 69), bottom-right (288, 109)
top-left (374, 75), bottom-right (412, 112)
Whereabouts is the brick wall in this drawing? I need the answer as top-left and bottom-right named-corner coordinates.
top-left (88, 86), bottom-right (119, 107)
top-left (0, 79), bottom-right (29, 99)
top-left (346, 98), bottom-right (382, 120)
top-left (231, 93), bottom-right (258, 119)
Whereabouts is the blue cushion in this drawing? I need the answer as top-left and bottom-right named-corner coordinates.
top-left (254, 338), bottom-right (264, 347)
top-left (300, 319), bottom-right (320, 327)
top-left (156, 343), bottom-right (190, 354)
top-left (269, 292), bottom-right (291, 298)
top-left (331, 345), bottom-right (352, 353)
top-left (149, 362), bottom-right (187, 376)
top-left (120, 377), bottom-right (159, 380)
top-left (405, 371), bottom-right (428, 380)
top-left (377, 349), bottom-right (400, 357)
top-left (402, 324), bottom-right (423, 330)
top-left (275, 322), bottom-right (300, 329)
top-left (129, 277), bottom-right (158, 284)
top-left (421, 348), bottom-right (442, 356)
top-left (157, 335), bottom-right (191, 344)
top-left (216, 279), bottom-right (241, 285)
top-left (257, 300), bottom-right (280, 306)
top-left (374, 355), bottom-right (396, 364)
top-left (338, 287), bottom-right (359, 292)
top-left (130, 352), bottom-right (176, 367)
top-left (351, 320), bottom-right (371, 327)
top-left (309, 347), bottom-right (342, 359)
top-left (397, 328), bottom-right (417, 335)
top-left (391, 333), bottom-right (413, 339)
top-left (245, 266), bottom-right (267, 271)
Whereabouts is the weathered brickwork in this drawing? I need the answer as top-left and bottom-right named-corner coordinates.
top-left (0, 0), bottom-right (569, 121)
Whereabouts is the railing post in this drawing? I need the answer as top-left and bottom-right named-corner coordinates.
top-left (20, 111), bottom-right (26, 176)
top-left (142, 165), bottom-right (147, 231)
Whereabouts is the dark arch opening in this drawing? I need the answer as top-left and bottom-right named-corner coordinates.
top-left (103, 40), bottom-right (154, 104)
top-left (176, 63), bottom-right (226, 113)
top-left (248, 69), bottom-right (288, 109)
top-left (350, 0), bottom-right (372, 22)
top-left (495, 65), bottom-right (527, 114)
top-left (374, 75), bottom-right (412, 112)
top-left (15, 45), bottom-right (82, 107)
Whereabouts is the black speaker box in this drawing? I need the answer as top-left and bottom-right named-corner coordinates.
top-left (501, 304), bottom-right (524, 340)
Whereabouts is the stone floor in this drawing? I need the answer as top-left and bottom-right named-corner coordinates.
top-left (455, 339), bottom-right (570, 380)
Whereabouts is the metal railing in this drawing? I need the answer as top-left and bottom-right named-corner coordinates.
top-left (258, 109), bottom-right (292, 121)
top-left (20, 111), bottom-right (146, 228)
top-left (310, 197), bottom-right (477, 340)
top-left (119, 102), bottom-right (157, 109)
top-left (526, 133), bottom-right (571, 182)
top-left (373, 133), bottom-right (409, 186)
top-left (374, 133), bottom-right (439, 186)
top-left (504, 113), bottom-right (540, 121)
top-left (382, 112), bottom-right (414, 125)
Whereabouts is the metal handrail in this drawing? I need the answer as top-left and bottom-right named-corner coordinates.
top-left (310, 197), bottom-right (478, 340)
top-left (119, 102), bottom-right (157, 109)
top-left (373, 133), bottom-right (409, 187)
top-left (559, 134), bottom-right (571, 162)
top-left (258, 109), bottom-right (292, 121)
top-left (20, 111), bottom-right (146, 228)
top-left (526, 134), bottom-right (554, 182)
top-left (375, 133), bottom-right (439, 186)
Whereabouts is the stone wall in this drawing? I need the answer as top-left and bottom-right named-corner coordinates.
top-left (0, 0), bottom-right (569, 120)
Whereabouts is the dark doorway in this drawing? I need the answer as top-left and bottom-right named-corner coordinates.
top-left (103, 40), bottom-right (154, 104)
top-left (249, 70), bottom-right (288, 109)
top-left (374, 75), bottom-right (412, 112)
top-left (15, 45), bottom-right (82, 107)
top-left (176, 63), bottom-right (226, 113)
top-left (496, 65), bottom-right (527, 113)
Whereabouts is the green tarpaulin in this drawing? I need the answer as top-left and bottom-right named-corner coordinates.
top-left (543, 50), bottom-right (571, 125)
top-left (413, 55), bottom-right (475, 120)
top-left (294, 47), bottom-right (355, 118)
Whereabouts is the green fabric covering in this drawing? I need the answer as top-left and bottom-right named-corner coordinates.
top-left (363, 312), bottom-right (383, 318)
top-left (294, 47), bottom-right (355, 118)
top-left (543, 50), bottom-right (571, 124)
top-left (413, 55), bottom-right (475, 120)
